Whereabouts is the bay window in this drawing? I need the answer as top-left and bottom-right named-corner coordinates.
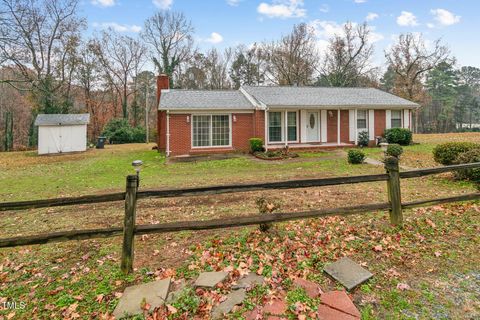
top-left (391, 110), bottom-right (402, 128)
top-left (192, 114), bottom-right (230, 147)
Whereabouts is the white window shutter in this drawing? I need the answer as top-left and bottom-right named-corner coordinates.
top-left (386, 110), bottom-right (391, 129)
top-left (349, 110), bottom-right (355, 142)
top-left (321, 110), bottom-right (327, 142)
top-left (403, 109), bottom-right (410, 129)
top-left (368, 110), bottom-right (375, 140)
top-left (300, 110), bottom-right (307, 143)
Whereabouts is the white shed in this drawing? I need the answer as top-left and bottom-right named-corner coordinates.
top-left (34, 114), bottom-right (90, 155)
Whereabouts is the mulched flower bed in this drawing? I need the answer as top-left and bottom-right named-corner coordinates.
top-left (253, 150), bottom-right (299, 160)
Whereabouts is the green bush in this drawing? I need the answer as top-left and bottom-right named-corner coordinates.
top-left (102, 118), bottom-right (146, 144)
top-left (249, 138), bottom-right (264, 153)
top-left (386, 144), bottom-right (403, 158)
top-left (347, 149), bottom-right (365, 164)
top-left (357, 131), bottom-right (369, 147)
top-left (432, 142), bottom-right (480, 165)
top-left (384, 128), bottom-right (412, 146)
top-left (453, 149), bottom-right (480, 181)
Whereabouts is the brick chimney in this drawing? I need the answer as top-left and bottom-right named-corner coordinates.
top-left (156, 74), bottom-right (170, 105)
top-left (156, 74), bottom-right (169, 152)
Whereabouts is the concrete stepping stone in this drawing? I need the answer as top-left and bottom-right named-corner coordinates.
top-left (211, 288), bottom-right (246, 319)
top-left (317, 304), bottom-right (359, 320)
top-left (232, 273), bottom-right (265, 289)
top-left (113, 278), bottom-right (171, 319)
top-left (323, 257), bottom-right (373, 290)
top-left (320, 291), bottom-right (360, 318)
top-left (165, 279), bottom-right (186, 304)
top-left (263, 298), bottom-right (287, 317)
top-left (293, 278), bottom-right (323, 298)
top-left (194, 271), bottom-right (228, 288)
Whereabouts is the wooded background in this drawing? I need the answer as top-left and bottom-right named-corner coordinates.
top-left (1, 0), bottom-right (479, 151)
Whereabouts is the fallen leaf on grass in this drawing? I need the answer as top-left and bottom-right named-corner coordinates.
top-left (397, 283), bottom-right (411, 291)
top-left (373, 245), bottom-right (383, 252)
top-left (434, 251), bottom-right (442, 257)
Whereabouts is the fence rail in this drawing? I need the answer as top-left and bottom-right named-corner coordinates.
top-left (1, 158), bottom-right (479, 273)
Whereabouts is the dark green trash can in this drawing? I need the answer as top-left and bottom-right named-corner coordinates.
top-left (96, 136), bottom-right (107, 149)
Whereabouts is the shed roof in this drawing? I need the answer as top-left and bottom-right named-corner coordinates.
top-left (241, 86), bottom-right (419, 108)
top-left (159, 90), bottom-right (255, 110)
top-left (34, 114), bottom-right (90, 126)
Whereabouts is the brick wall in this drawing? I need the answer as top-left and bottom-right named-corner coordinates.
top-left (374, 110), bottom-right (386, 137)
top-left (168, 113), bottom-right (254, 156)
top-left (157, 111), bottom-right (166, 150)
top-left (253, 110), bottom-right (265, 141)
top-left (340, 110), bottom-right (350, 143)
top-left (327, 110), bottom-right (338, 143)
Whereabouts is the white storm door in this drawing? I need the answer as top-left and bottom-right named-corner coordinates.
top-left (306, 111), bottom-right (320, 142)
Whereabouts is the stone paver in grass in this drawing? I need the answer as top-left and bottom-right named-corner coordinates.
top-left (232, 273), bottom-right (265, 289)
top-left (194, 271), bottom-right (228, 288)
top-left (211, 288), bottom-right (246, 319)
top-left (293, 277), bottom-right (324, 298)
top-left (113, 278), bottom-right (171, 319)
top-left (320, 291), bottom-right (360, 319)
top-left (323, 257), bottom-right (373, 290)
top-left (317, 304), bottom-right (359, 320)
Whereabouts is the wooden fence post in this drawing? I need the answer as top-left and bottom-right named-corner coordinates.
top-left (385, 156), bottom-right (403, 227)
top-left (121, 174), bottom-right (138, 274)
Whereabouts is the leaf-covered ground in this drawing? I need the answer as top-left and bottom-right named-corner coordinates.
top-left (1, 133), bottom-right (480, 319)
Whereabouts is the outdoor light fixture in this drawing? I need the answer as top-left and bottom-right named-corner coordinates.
top-left (328, 111), bottom-right (334, 117)
top-left (186, 115), bottom-right (190, 123)
top-left (132, 160), bottom-right (143, 174)
top-left (233, 115), bottom-right (237, 122)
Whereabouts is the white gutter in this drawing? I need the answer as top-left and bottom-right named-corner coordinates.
top-left (166, 110), bottom-right (171, 157)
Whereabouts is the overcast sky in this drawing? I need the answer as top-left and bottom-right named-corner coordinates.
top-left (83, 0), bottom-right (476, 69)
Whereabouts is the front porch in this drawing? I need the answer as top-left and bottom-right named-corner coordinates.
top-left (266, 142), bottom-right (355, 151)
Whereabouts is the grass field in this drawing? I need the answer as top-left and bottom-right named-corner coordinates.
top-left (0, 133), bottom-right (479, 319)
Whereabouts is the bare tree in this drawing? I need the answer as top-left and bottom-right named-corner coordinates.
top-left (91, 30), bottom-right (146, 119)
top-left (0, 0), bottom-right (84, 111)
top-left (203, 47), bottom-right (232, 89)
top-left (230, 44), bottom-right (265, 89)
top-left (262, 23), bottom-right (319, 86)
top-left (385, 33), bottom-right (452, 131)
top-left (318, 22), bottom-right (377, 87)
top-left (142, 11), bottom-right (194, 87)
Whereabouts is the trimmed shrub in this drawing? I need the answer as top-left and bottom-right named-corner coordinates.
top-left (384, 128), bottom-right (412, 146)
top-left (347, 149), bottom-right (365, 164)
top-left (432, 142), bottom-right (480, 165)
top-left (102, 118), bottom-right (146, 144)
top-left (249, 138), bottom-right (264, 153)
top-left (453, 149), bottom-right (480, 181)
top-left (386, 144), bottom-right (403, 158)
top-left (357, 131), bottom-right (369, 147)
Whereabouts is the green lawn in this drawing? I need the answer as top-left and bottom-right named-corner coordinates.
top-left (1, 134), bottom-right (479, 319)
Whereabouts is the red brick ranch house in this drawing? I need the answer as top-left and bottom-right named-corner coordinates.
top-left (156, 75), bottom-right (419, 157)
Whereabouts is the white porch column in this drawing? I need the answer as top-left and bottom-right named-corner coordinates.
top-left (354, 109), bottom-right (358, 145)
top-left (337, 109), bottom-right (341, 145)
top-left (264, 109), bottom-right (268, 150)
top-left (284, 110), bottom-right (288, 146)
top-left (300, 110), bottom-right (307, 143)
top-left (403, 109), bottom-right (410, 129)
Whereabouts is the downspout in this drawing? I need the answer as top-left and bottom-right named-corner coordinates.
top-left (354, 109), bottom-right (358, 145)
top-left (264, 107), bottom-right (269, 151)
top-left (166, 110), bottom-right (170, 157)
top-left (284, 110), bottom-right (288, 147)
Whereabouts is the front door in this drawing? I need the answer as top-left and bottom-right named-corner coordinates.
top-left (306, 111), bottom-right (319, 142)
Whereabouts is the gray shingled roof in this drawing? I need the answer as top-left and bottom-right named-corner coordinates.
top-left (160, 90), bottom-right (254, 110)
top-left (241, 86), bottom-right (419, 108)
top-left (34, 114), bottom-right (90, 126)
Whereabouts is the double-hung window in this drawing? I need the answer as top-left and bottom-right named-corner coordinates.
top-left (391, 110), bottom-right (402, 128)
top-left (268, 112), bottom-right (282, 142)
top-left (268, 111), bottom-right (298, 143)
top-left (357, 110), bottom-right (367, 130)
top-left (192, 114), bottom-right (230, 147)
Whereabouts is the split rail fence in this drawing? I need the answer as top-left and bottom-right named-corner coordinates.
top-left (1, 157), bottom-right (480, 274)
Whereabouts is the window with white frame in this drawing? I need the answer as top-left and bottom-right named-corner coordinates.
top-left (357, 110), bottom-right (367, 129)
top-left (287, 111), bottom-right (297, 141)
top-left (391, 110), bottom-right (402, 128)
top-left (268, 112), bottom-right (282, 142)
top-left (268, 111), bottom-right (298, 143)
top-left (192, 114), bottom-right (230, 147)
